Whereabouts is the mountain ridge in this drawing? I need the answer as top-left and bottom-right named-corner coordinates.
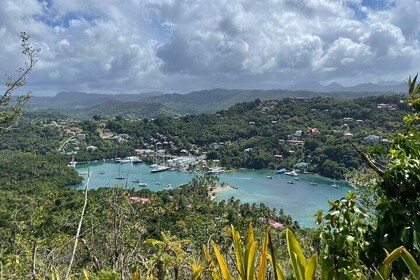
top-left (26, 85), bottom-right (404, 118)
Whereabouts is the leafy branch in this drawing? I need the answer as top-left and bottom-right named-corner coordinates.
top-left (0, 32), bottom-right (39, 132)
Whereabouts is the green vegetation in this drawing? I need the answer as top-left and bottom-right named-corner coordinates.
top-left (0, 66), bottom-right (418, 278)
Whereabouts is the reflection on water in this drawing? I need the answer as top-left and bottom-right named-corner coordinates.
top-left (73, 161), bottom-right (350, 227)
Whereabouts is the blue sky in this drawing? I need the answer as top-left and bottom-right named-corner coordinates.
top-left (0, 0), bottom-right (419, 96)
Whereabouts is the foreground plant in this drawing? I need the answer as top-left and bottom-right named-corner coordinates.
top-left (204, 224), bottom-right (317, 280)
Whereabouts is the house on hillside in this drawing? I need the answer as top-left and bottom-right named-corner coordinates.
top-left (77, 133), bottom-right (86, 140)
top-left (294, 130), bottom-right (303, 137)
top-left (86, 145), bottom-right (98, 151)
top-left (344, 132), bottom-right (353, 139)
top-left (341, 124), bottom-right (349, 130)
top-left (364, 135), bottom-right (380, 142)
top-left (130, 197), bottom-right (150, 204)
top-left (308, 127), bottom-right (319, 134)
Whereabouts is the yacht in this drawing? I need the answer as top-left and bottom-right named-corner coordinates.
top-left (139, 182), bottom-right (148, 187)
top-left (132, 178), bottom-right (140, 183)
top-left (285, 170), bottom-right (299, 177)
top-left (151, 165), bottom-right (170, 173)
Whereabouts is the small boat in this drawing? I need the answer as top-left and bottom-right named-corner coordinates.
top-left (286, 180), bottom-right (295, 184)
top-left (132, 179), bottom-right (140, 183)
top-left (310, 181), bottom-right (318, 186)
top-left (139, 182), bottom-right (148, 187)
top-left (285, 170), bottom-right (299, 177)
top-left (276, 168), bottom-right (286, 174)
top-left (266, 176), bottom-right (273, 179)
top-left (293, 177), bottom-right (299, 181)
top-left (155, 182), bottom-right (161, 185)
top-left (99, 171), bottom-right (105, 174)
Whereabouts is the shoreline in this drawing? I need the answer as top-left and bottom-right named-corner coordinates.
top-left (208, 183), bottom-right (235, 201)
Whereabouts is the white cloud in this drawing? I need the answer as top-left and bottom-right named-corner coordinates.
top-left (0, 0), bottom-right (418, 95)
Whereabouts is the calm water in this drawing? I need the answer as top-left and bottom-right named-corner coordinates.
top-left (73, 161), bottom-right (350, 227)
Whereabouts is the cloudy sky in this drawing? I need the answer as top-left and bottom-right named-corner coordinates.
top-left (0, 0), bottom-right (419, 96)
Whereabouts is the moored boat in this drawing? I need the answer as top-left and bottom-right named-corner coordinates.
top-left (151, 165), bottom-right (170, 173)
top-left (285, 170), bottom-right (299, 177)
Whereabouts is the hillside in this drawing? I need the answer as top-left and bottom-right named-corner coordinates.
top-left (27, 88), bottom-right (399, 118)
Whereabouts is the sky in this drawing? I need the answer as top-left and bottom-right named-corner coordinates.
top-left (0, 0), bottom-right (419, 96)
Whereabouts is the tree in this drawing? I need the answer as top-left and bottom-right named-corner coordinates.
top-left (367, 75), bottom-right (420, 273)
top-left (337, 75), bottom-right (420, 276)
top-left (0, 32), bottom-right (39, 133)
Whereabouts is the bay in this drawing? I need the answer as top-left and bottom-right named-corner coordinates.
top-left (73, 161), bottom-right (350, 227)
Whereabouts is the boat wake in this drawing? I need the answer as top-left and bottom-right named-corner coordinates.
top-left (232, 177), bottom-right (252, 180)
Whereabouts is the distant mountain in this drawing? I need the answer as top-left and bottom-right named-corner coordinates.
top-left (27, 86), bottom-right (403, 118)
top-left (287, 81), bottom-right (405, 93)
top-left (325, 82), bottom-right (344, 92)
top-left (287, 81), bottom-right (325, 92)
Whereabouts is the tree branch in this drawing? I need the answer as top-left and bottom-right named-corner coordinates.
top-left (345, 138), bottom-right (385, 177)
top-left (65, 170), bottom-right (91, 279)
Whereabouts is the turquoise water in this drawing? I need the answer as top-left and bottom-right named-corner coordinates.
top-left (73, 161), bottom-right (350, 227)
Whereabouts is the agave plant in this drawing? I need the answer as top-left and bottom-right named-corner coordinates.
top-left (205, 224), bottom-right (317, 280)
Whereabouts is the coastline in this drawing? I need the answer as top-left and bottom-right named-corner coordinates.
top-left (208, 183), bottom-right (235, 201)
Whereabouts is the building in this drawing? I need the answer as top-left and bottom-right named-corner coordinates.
top-left (130, 197), bottom-right (150, 204)
top-left (364, 135), bottom-right (380, 142)
top-left (341, 124), bottom-right (349, 130)
top-left (308, 128), bottom-right (319, 134)
top-left (344, 132), bottom-right (353, 139)
top-left (286, 139), bottom-right (305, 146)
top-left (77, 133), bottom-right (86, 140)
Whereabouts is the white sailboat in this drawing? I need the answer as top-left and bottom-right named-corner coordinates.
top-left (331, 178), bottom-right (339, 189)
top-left (150, 143), bottom-right (169, 173)
top-left (115, 164), bottom-right (125, 180)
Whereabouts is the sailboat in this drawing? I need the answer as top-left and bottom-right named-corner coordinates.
top-left (150, 143), bottom-right (169, 173)
top-left (310, 180), bottom-right (318, 186)
top-left (115, 163), bottom-right (125, 180)
top-left (331, 178), bottom-right (339, 189)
